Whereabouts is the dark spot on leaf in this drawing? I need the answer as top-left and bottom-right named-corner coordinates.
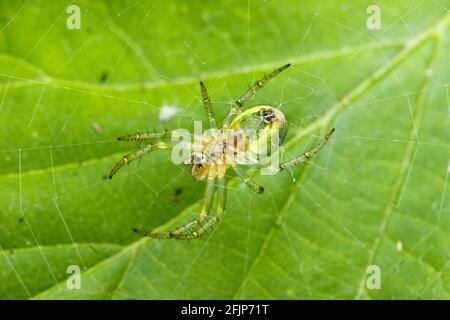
top-left (99, 70), bottom-right (108, 83)
top-left (171, 187), bottom-right (183, 202)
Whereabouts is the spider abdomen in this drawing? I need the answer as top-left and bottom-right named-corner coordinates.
top-left (229, 105), bottom-right (288, 161)
top-left (230, 105), bottom-right (288, 141)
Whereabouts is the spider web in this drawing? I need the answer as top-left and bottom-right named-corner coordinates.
top-left (0, 0), bottom-right (449, 299)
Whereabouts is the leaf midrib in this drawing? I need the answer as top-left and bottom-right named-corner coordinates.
top-left (0, 38), bottom-right (405, 91)
top-left (1, 242), bottom-right (122, 255)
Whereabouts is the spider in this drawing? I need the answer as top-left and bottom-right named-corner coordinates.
top-left (108, 64), bottom-right (335, 240)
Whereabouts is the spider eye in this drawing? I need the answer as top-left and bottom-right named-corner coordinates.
top-left (260, 109), bottom-right (275, 123)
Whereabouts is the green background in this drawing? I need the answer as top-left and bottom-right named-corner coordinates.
top-left (0, 0), bottom-right (449, 299)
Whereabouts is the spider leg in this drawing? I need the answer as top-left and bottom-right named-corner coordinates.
top-left (117, 130), bottom-right (172, 141)
top-left (232, 167), bottom-right (264, 194)
top-left (279, 128), bottom-right (335, 171)
top-left (172, 178), bottom-right (226, 240)
top-left (199, 81), bottom-right (217, 128)
top-left (223, 64), bottom-right (291, 128)
top-left (108, 141), bottom-right (171, 179)
top-left (233, 64), bottom-right (291, 111)
top-left (133, 179), bottom-right (216, 239)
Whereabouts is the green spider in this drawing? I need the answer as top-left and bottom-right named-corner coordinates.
top-left (109, 64), bottom-right (335, 240)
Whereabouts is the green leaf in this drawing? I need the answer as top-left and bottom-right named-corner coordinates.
top-left (0, 0), bottom-right (449, 299)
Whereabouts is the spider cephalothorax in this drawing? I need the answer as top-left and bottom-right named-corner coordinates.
top-left (109, 64), bottom-right (335, 240)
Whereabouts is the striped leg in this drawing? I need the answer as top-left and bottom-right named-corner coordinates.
top-left (133, 179), bottom-right (216, 239)
top-left (199, 81), bottom-right (217, 128)
top-left (117, 130), bottom-right (172, 141)
top-left (279, 128), bottom-right (335, 171)
top-left (232, 167), bottom-right (264, 194)
top-left (224, 63), bottom-right (291, 127)
top-left (174, 178), bottom-right (226, 240)
top-left (108, 141), bottom-right (171, 179)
